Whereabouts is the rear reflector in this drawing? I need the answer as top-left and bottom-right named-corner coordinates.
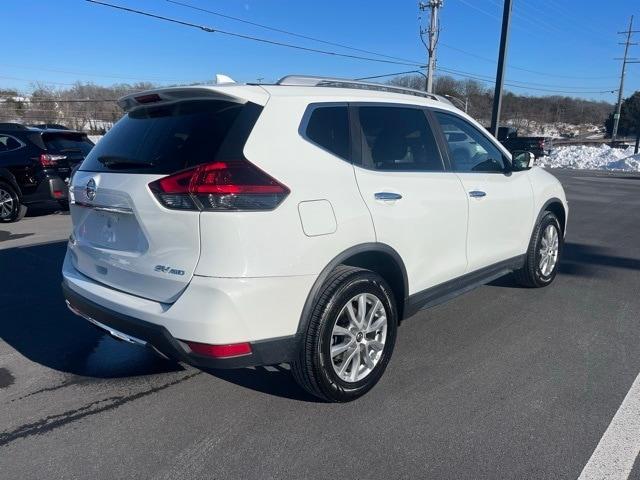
top-left (185, 341), bottom-right (252, 358)
top-left (149, 159), bottom-right (289, 211)
top-left (53, 190), bottom-right (65, 199)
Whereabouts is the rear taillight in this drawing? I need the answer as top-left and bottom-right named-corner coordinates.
top-left (149, 159), bottom-right (289, 211)
top-left (39, 153), bottom-right (67, 167)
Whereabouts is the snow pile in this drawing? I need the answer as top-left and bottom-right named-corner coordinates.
top-left (539, 145), bottom-right (640, 172)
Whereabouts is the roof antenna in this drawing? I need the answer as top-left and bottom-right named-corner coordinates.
top-left (215, 74), bottom-right (236, 85)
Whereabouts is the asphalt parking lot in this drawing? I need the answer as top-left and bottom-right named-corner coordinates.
top-left (1, 169), bottom-right (640, 479)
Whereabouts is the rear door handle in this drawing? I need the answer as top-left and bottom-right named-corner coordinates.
top-left (468, 190), bottom-right (486, 198)
top-left (374, 192), bottom-right (403, 201)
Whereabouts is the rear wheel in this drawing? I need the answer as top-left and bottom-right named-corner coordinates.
top-left (292, 266), bottom-right (397, 402)
top-left (0, 181), bottom-right (26, 223)
top-left (514, 211), bottom-right (562, 287)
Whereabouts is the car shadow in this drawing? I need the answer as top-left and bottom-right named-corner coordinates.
top-left (25, 202), bottom-right (70, 218)
top-left (0, 240), bottom-right (181, 379)
top-left (0, 240), bottom-right (317, 401)
top-left (0, 231), bottom-right (34, 242)
top-left (205, 365), bottom-right (319, 402)
top-left (489, 241), bottom-right (640, 288)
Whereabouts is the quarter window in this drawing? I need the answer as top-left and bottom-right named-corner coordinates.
top-left (434, 112), bottom-right (506, 173)
top-left (0, 135), bottom-right (22, 153)
top-left (357, 106), bottom-right (443, 171)
top-left (305, 106), bottom-right (351, 160)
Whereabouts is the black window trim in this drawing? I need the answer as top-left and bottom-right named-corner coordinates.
top-left (428, 107), bottom-right (513, 174)
top-left (349, 101), bottom-right (448, 174)
top-left (0, 133), bottom-right (26, 154)
top-left (298, 102), bottom-right (352, 163)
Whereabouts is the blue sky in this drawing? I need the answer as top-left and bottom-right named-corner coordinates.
top-left (2, 0), bottom-right (639, 101)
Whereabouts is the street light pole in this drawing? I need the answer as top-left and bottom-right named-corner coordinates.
top-left (490, 0), bottom-right (512, 138)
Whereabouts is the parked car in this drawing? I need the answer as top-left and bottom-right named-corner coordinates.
top-left (0, 123), bottom-right (94, 221)
top-left (501, 136), bottom-right (553, 158)
top-left (62, 77), bottom-right (568, 402)
top-left (484, 125), bottom-right (518, 142)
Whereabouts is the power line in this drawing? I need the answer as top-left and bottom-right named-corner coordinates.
top-left (439, 42), bottom-right (617, 79)
top-left (0, 75), bottom-right (78, 87)
top-left (355, 70), bottom-right (425, 81)
top-left (0, 98), bottom-right (118, 103)
top-left (166, 0), bottom-right (422, 65)
top-left (2, 63), bottom-right (195, 83)
top-left (352, 68), bottom-right (616, 95)
top-left (439, 67), bottom-right (615, 90)
top-left (86, 0), bottom-right (425, 68)
top-left (437, 67), bottom-right (615, 94)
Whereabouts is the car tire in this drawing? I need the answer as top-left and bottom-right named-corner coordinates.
top-left (0, 181), bottom-right (27, 223)
top-left (292, 265), bottom-right (397, 402)
top-left (514, 211), bottom-right (562, 288)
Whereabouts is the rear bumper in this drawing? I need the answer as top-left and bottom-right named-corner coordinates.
top-left (22, 175), bottom-right (67, 204)
top-left (62, 281), bottom-right (299, 369)
top-left (61, 250), bottom-right (315, 368)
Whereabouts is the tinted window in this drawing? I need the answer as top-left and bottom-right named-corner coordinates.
top-left (43, 132), bottom-right (94, 156)
top-left (435, 112), bottom-right (506, 173)
top-left (0, 135), bottom-right (22, 153)
top-left (305, 106), bottom-right (350, 160)
top-left (80, 100), bottom-right (249, 174)
top-left (358, 106), bottom-right (443, 171)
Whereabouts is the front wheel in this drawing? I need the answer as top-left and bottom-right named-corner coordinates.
top-left (514, 211), bottom-right (562, 287)
top-left (292, 266), bottom-right (398, 402)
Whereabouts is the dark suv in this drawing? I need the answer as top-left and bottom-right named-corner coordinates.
top-left (0, 123), bottom-right (94, 222)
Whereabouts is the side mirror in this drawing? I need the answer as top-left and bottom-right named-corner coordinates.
top-left (512, 151), bottom-right (535, 171)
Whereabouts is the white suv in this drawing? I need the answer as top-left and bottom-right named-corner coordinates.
top-left (62, 76), bottom-right (567, 402)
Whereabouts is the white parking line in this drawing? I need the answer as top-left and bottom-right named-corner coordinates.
top-left (578, 371), bottom-right (640, 480)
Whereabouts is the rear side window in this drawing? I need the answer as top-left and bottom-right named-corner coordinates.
top-left (43, 133), bottom-right (94, 156)
top-left (80, 100), bottom-right (256, 174)
top-left (357, 106), bottom-right (443, 171)
top-left (0, 135), bottom-right (23, 153)
top-left (304, 106), bottom-right (350, 161)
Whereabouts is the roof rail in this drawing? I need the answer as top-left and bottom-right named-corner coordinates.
top-left (276, 75), bottom-right (450, 103)
top-left (0, 122), bottom-right (28, 131)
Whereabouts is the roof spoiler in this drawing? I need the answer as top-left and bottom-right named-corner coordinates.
top-left (117, 85), bottom-right (268, 112)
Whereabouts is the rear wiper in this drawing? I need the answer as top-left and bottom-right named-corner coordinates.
top-left (97, 155), bottom-right (154, 169)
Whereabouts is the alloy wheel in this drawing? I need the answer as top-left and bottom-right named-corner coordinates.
top-left (0, 187), bottom-right (14, 219)
top-left (539, 224), bottom-right (559, 276)
top-left (330, 292), bottom-right (388, 383)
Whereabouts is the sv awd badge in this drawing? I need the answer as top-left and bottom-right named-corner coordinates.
top-left (154, 265), bottom-right (185, 276)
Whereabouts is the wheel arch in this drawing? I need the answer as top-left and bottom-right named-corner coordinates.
top-left (297, 243), bottom-right (409, 336)
top-left (537, 197), bottom-right (566, 236)
top-left (0, 168), bottom-right (22, 199)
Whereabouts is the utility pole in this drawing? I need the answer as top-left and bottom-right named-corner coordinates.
top-left (419, 0), bottom-right (443, 93)
top-left (490, 0), bottom-right (513, 138)
top-left (612, 15), bottom-right (639, 142)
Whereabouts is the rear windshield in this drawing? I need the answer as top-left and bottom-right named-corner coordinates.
top-left (43, 132), bottom-right (94, 156)
top-left (79, 100), bottom-right (251, 174)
